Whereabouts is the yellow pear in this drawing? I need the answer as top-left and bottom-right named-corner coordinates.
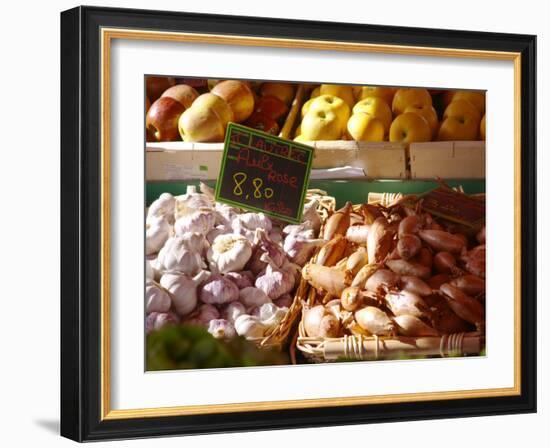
top-left (347, 113), bottom-right (385, 142)
top-left (319, 84), bottom-right (355, 108)
top-left (404, 104), bottom-right (439, 138)
top-left (303, 94), bottom-right (351, 129)
top-left (392, 88), bottom-right (432, 115)
top-left (353, 97), bottom-right (393, 133)
top-left (301, 109), bottom-right (342, 141)
top-left (389, 112), bottom-right (431, 143)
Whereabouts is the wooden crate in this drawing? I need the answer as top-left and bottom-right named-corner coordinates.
top-left (409, 141), bottom-right (485, 179)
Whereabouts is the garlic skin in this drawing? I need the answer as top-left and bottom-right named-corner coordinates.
top-left (239, 286), bottom-right (272, 308)
top-left (301, 199), bottom-right (322, 232)
top-left (174, 185), bottom-right (213, 220)
top-left (175, 210), bottom-right (216, 235)
top-left (222, 301), bottom-right (246, 323)
top-left (196, 304), bottom-right (220, 324)
top-left (207, 234), bottom-right (253, 274)
top-left (274, 294), bottom-right (293, 308)
top-left (147, 193), bottom-right (175, 224)
top-left (160, 270), bottom-right (210, 316)
top-left (145, 312), bottom-right (179, 334)
top-left (235, 212), bottom-right (272, 233)
top-left (199, 275), bottom-right (239, 305)
top-left (224, 271), bottom-right (254, 289)
top-left (145, 280), bottom-right (172, 313)
top-left (258, 303), bottom-right (288, 330)
top-left (234, 314), bottom-right (266, 339)
top-left (208, 319), bottom-right (237, 339)
top-left (146, 215), bottom-right (172, 255)
top-left (206, 225), bottom-right (231, 244)
top-left (155, 235), bottom-right (204, 275)
top-left (283, 233), bottom-right (325, 266)
top-left (255, 263), bottom-right (295, 300)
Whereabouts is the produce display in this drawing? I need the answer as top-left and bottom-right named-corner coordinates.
top-left (145, 77), bottom-right (485, 145)
top-left (145, 183), bottom-right (329, 345)
top-left (295, 84), bottom-right (486, 143)
top-left (298, 193), bottom-right (486, 360)
top-left (146, 78), bottom-right (293, 142)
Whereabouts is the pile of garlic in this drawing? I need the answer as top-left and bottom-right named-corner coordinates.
top-left (145, 185), bottom-right (323, 341)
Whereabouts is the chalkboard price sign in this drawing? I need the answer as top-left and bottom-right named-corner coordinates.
top-left (215, 123), bottom-right (314, 223)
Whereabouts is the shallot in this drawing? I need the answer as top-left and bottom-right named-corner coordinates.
top-left (355, 306), bottom-right (395, 336)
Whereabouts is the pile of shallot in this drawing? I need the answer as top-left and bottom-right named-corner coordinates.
top-left (145, 184), bottom-right (324, 341)
top-left (301, 199), bottom-right (486, 339)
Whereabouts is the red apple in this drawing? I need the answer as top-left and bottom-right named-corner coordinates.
top-left (161, 84), bottom-right (199, 109)
top-left (146, 97), bottom-right (186, 141)
top-left (254, 95), bottom-right (289, 121)
top-left (245, 112), bottom-right (280, 135)
top-left (146, 76), bottom-right (176, 102)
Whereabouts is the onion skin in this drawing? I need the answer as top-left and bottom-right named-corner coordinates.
top-left (346, 225), bottom-right (370, 245)
top-left (440, 283), bottom-right (485, 325)
top-left (395, 314), bottom-right (438, 337)
top-left (385, 290), bottom-right (429, 318)
top-left (433, 251), bottom-right (458, 274)
top-left (398, 215), bottom-right (422, 237)
top-left (397, 234), bottom-right (422, 260)
top-left (367, 217), bottom-right (394, 264)
top-left (427, 274), bottom-right (451, 290)
top-left (351, 263), bottom-right (381, 288)
top-left (449, 274), bottom-right (485, 296)
top-left (355, 306), bottom-right (395, 336)
top-left (364, 268), bottom-right (400, 292)
top-left (302, 263), bottom-right (351, 296)
top-left (400, 276), bottom-right (432, 296)
top-left (418, 230), bottom-right (466, 254)
top-left (316, 235), bottom-right (348, 267)
top-left (341, 286), bottom-right (363, 312)
top-left (346, 247), bottom-right (369, 275)
top-left (323, 202), bottom-right (352, 240)
top-left (477, 226), bottom-right (486, 244)
top-left (303, 305), bottom-right (327, 337)
top-left (386, 259), bottom-right (431, 279)
top-left (319, 314), bottom-right (341, 337)
top-left (415, 247), bottom-right (433, 269)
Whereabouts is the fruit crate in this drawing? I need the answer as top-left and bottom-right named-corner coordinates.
top-left (409, 140), bottom-right (485, 179)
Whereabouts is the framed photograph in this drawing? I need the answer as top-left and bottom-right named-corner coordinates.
top-left (60, 6), bottom-right (536, 442)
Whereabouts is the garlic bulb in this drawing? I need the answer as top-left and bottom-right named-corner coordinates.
top-left (234, 314), bottom-right (266, 339)
top-left (174, 210), bottom-right (216, 235)
top-left (214, 202), bottom-right (239, 225)
top-left (155, 235), bottom-right (204, 275)
top-left (145, 258), bottom-right (155, 280)
top-left (146, 215), bottom-right (172, 255)
top-left (255, 263), bottom-right (295, 299)
top-left (196, 304), bottom-right (220, 324)
top-left (207, 234), bottom-right (253, 274)
top-left (145, 312), bottom-right (179, 334)
top-left (234, 212), bottom-right (272, 232)
top-left (222, 301), bottom-right (246, 323)
top-left (247, 229), bottom-right (286, 274)
top-left (258, 303), bottom-right (288, 329)
top-left (199, 275), bottom-right (239, 305)
top-left (301, 199), bottom-right (321, 232)
top-left (206, 225), bottom-right (231, 244)
top-left (160, 270), bottom-right (210, 316)
top-left (224, 271), bottom-right (254, 289)
top-left (283, 233), bottom-right (325, 266)
top-left (239, 286), bottom-right (272, 308)
top-left (145, 280), bottom-right (172, 313)
top-left (274, 294), bottom-right (293, 308)
top-left (208, 319), bottom-right (237, 339)
top-left (174, 185), bottom-right (213, 220)
top-left (147, 192), bottom-right (175, 224)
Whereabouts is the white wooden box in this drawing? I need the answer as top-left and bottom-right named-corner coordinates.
top-left (409, 141), bottom-right (485, 179)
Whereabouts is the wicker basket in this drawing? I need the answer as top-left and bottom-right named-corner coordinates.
top-left (248, 189), bottom-right (335, 350)
top-left (295, 190), bottom-right (485, 363)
